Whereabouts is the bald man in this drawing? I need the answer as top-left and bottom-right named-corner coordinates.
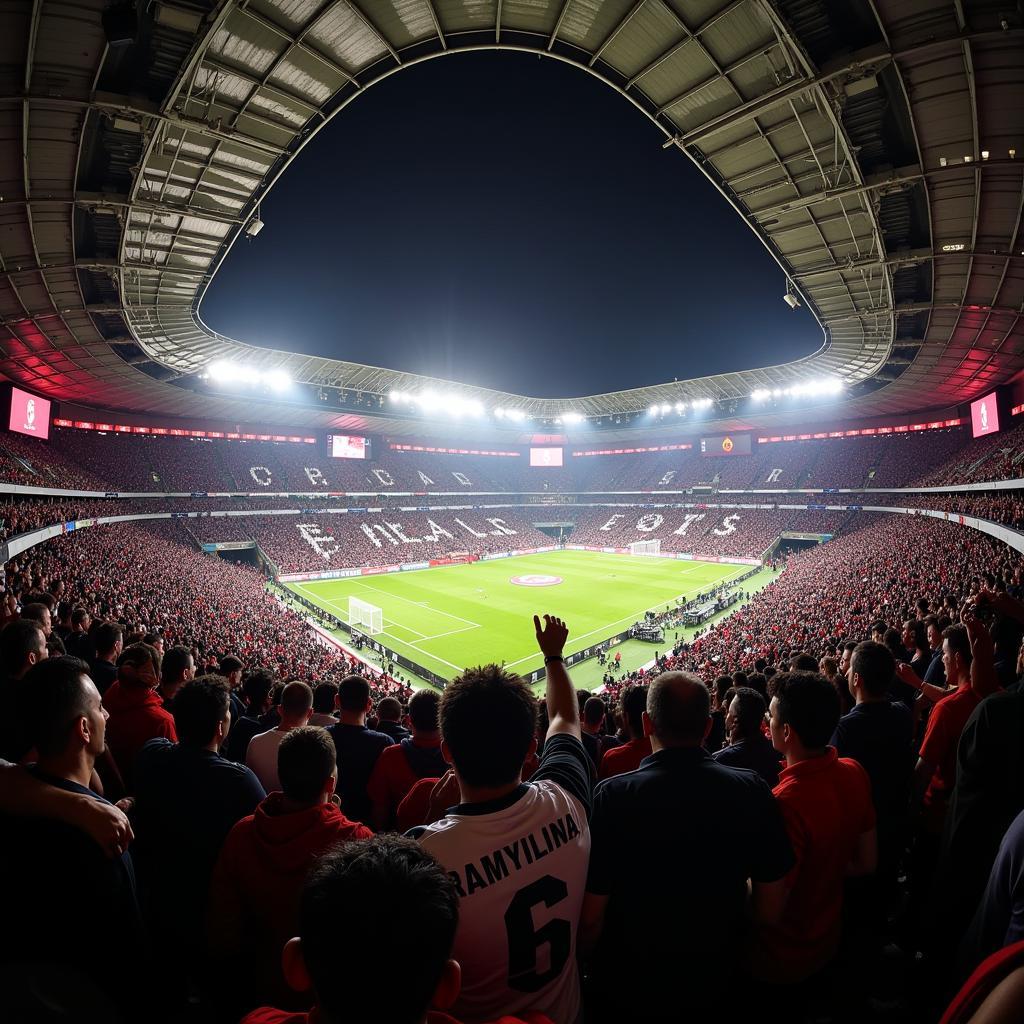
top-left (579, 671), bottom-right (794, 1022)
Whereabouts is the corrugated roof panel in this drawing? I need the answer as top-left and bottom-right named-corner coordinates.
top-left (374, 0), bottom-right (437, 44)
top-left (269, 57), bottom-right (337, 103)
top-left (253, 0), bottom-right (328, 32)
top-left (662, 75), bottom-right (735, 129)
top-left (598, 2), bottom-right (686, 79)
top-left (194, 65), bottom-right (254, 104)
top-left (636, 41), bottom-right (718, 108)
top-left (501, 0), bottom-right (557, 34)
top-left (308, 2), bottom-right (390, 71)
top-left (699, 2), bottom-right (773, 68)
top-left (210, 21), bottom-right (280, 75)
top-left (248, 90), bottom-right (311, 127)
top-left (433, 0), bottom-right (495, 31)
top-left (180, 217), bottom-right (231, 237)
top-left (556, 0), bottom-right (607, 48)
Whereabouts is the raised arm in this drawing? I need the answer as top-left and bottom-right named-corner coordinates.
top-left (534, 614), bottom-right (580, 741)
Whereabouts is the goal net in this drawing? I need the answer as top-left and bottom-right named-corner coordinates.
top-left (348, 596), bottom-right (384, 635)
top-left (628, 539), bottom-right (662, 556)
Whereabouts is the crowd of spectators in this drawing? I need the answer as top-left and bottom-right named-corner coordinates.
top-left (1, 422), bottom-right (1018, 497)
top-left (250, 510), bottom-right (553, 573)
top-left (3, 506), bottom-right (1024, 1023)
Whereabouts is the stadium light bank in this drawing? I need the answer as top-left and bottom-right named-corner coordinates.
top-left (204, 360), bottom-right (292, 391)
top-left (750, 378), bottom-right (845, 402)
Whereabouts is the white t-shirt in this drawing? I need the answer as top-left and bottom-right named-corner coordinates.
top-left (415, 734), bottom-right (591, 1024)
top-left (245, 728), bottom-right (288, 793)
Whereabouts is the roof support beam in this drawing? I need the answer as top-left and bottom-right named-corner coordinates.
top-left (663, 52), bottom-right (891, 150)
top-left (626, 0), bottom-right (748, 89)
top-left (589, 0), bottom-right (646, 68)
top-left (343, 0), bottom-right (400, 64)
top-left (547, 0), bottom-right (574, 51)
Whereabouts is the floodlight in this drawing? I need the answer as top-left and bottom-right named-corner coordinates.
top-left (245, 217), bottom-right (265, 238)
top-left (659, 403), bottom-right (672, 414)
top-left (262, 368), bottom-right (291, 391)
top-left (649, 404), bottom-right (660, 415)
top-left (561, 411), bottom-right (584, 424)
top-left (783, 290), bottom-right (800, 309)
top-left (751, 389), bottom-right (771, 401)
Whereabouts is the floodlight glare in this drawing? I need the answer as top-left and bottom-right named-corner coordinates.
top-left (751, 388), bottom-right (772, 401)
top-left (262, 368), bottom-right (291, 391)
top-left (561, 411), bottom-right (584, 424)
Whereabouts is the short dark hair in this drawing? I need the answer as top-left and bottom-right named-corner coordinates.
top-left (93, 621), bottom-right (123, 657)
top-left (117, 642), bottom-right (161, 679)
top-left (583, 696), bottom-right (605, 727)
top-left (313, 682), bottom-right (338, 714)
top-left (790, 652), bottom-right (819, 672)
top-left (0, 619), bottom-right (46, 674)
top-left (903, 619), bottom-right (927, 650)
top-left (729, 686), bottom-right (767, 738)
top-left (219, 654), bottom-right (243, 676)
top-left (70, 606), bottom-right (90, 628)
top-left (281, 680), bottom-right (313, 717)
top-left (620, 684), bottom-right (647, 738)
top-left (850, 641), bottom-right (895, 698)
top-left (338, 675), bottom-right (370, 712)
top-left (173, 675), bottom-right (230, 747)
top-left (772, 672), bottom-right (840, 749)
top-left (278, 726), bottom-right (335, 804)
top-left (161, 645), bottom-right (193, 684)
top-left (18, 656), bottom-right (92, 758)
top-left (871, 620), bottom-right (888, 636)
top-left (300, 837), bottom-right (458, 1024)
top-left (242, 668), bottom-right (276, 706)
top-left (943, 623), bottom-right (973, 666)
top-left (20, 603), bottom-right (49, 628)
top-left (408, 689), bottom-right (439, 733)
top-left (646, 673), bottom-right (709, 745)
top-left (377, 696), bottom-right (402, 721)
top-left (713, 675), bottom-right (732, 703)
top-left (440, 665), bottom-right (536, 788)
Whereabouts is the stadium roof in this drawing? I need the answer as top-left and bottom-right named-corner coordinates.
top-left (1, 0), bottom-right (1022, 435)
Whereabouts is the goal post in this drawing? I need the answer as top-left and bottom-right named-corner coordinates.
top-left (348, 596), bottom-right (383, 635)
top-left (628, 539), bottom-right (662, 557)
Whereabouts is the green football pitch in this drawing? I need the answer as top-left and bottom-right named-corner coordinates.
top-left (285, 550), bottom-right (748, 683)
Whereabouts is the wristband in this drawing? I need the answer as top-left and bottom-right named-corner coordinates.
top-left (544, 655), bottom-right (564, 664)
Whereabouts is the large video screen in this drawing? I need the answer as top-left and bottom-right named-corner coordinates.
top-left (700, 433), bottom-right (752, 456)
top-left (8, 387), bottom-right (50, 440)
top-left (530, 447), bottom-right (563, 467)
top-left (970, 392), bottom-right (1000, 438)
top-left (328, 434), bottom-right (368, 459)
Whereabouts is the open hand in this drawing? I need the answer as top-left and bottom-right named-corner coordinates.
top-left (534, 614), bottom-right (569, 658)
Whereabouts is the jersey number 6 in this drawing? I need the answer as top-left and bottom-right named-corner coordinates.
top-left (504, 874), bottom-right (571, 992)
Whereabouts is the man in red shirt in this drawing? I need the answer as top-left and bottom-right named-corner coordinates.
top-left (208, 726), bottom-right (371, 1015)
top-left (915, 624), bottom-right (984, 836)
top-left (368, 688), bottom-right (447, 830)
top-left (598, 684), bottom-right (650, 780)
top-left (750, 671), bottom-right (876, 987)
top-left (102, 642), bottom-right (176, 785)
top-left (242, 835), bottom-right (551, 1024)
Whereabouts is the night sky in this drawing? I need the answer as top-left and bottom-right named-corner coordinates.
top-left (201, 50), bottom-right (821, 399)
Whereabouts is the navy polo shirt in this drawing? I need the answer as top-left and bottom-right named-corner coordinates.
top-left (713, 733), bottom-right (783, 787)
top-left (587, 745), bottom-right (794, 1017)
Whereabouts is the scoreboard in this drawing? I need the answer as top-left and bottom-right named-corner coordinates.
top-left (700, 434), bottom-right (752, 456)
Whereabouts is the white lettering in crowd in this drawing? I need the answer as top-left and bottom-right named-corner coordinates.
top-left (635, 514), bottom-right (664, 533)
top-left (372, 468), bottom-right (395, 487)
top-left (486, 517), bottom-right (517, 536)
top-left (599, 514), bottom-right (625, 532)
top-left (424, 518), bottom-right (455, 542)
top-left (455, 517), bottom-right (487, 538)
top-left (250, 466), bottom-right (272, 487)
top-left (658, 470), bottom-right (676, 486)
top-left (386, 522), bottom-right (422, 544)
top-left (417, 470), bottom-right (435, 486)
top-left (298, 523), bottom-right (339, 560)
top-left (304, 467), bottom-right (328, 487)
top-left (672, 513), bottom-right (705, 536)
top-left (452, 471), bottom-right (472, 486)
top-left (765, 468), bottom-right (783, 483)
top-left (713, 514), bottom-right (741, 536)
top-left (360, 523), bottom-right (399, 548)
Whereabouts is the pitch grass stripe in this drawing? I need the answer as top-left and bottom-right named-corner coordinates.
top-left (288, 551), bottom-right (749, 683)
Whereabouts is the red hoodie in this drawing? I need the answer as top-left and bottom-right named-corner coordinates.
top-left (208, 794), bottom-right (372, 1007)
top-left (102, 681), bottom-right (177, 783)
